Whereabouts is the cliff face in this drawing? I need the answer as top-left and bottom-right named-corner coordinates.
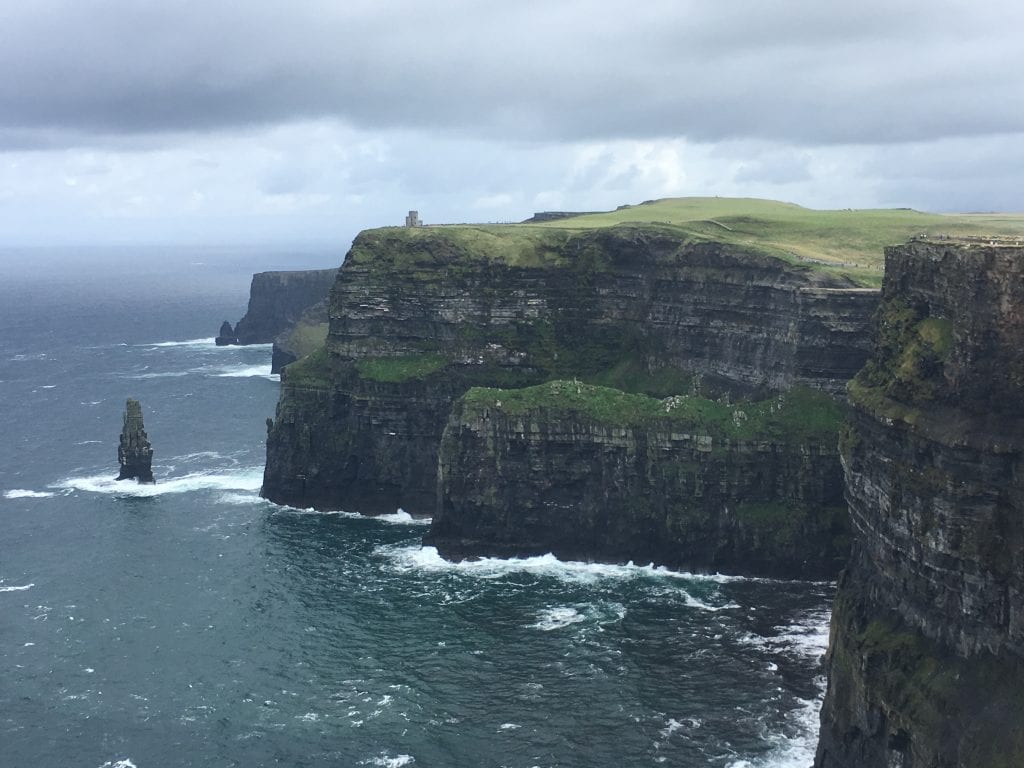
top-left (232, 268), bottom-right (337, 345)
top-left (263, 225), bottom-right (878, 518)
top-left (815, 240), bottom-right (1024, 768)
top-left (327, 227), bottom-right (876, 396)
top-left (427, 381), bottom-right (849, 579)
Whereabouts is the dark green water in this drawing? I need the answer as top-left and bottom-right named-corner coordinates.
top-left (0, 250), bottom-right (830, 767)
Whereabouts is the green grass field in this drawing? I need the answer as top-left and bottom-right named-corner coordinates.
top-left (531, 197), bottom-right (1024, 276)
top-left (363, 197), bottom-right (1024, 284)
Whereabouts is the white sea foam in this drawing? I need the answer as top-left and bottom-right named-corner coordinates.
top-left (215, 363), bottom-right (278, 380)
top-left (375, 509), bottom-right (432, 526)
top-left (726, 609), bottom-right (831, 768)
top-left (4, 489), bottom-right (56, 499)
top-left (725, 691), bottom-right (822, 768)
top-left (128, 362), bottom-right (279, 381)
top-left (145, 337), bottom-right (216, 347)
top-left (98, 760), bottom-right (138, 768)
top-left (529, 602), bottom-right (627, 630)
top-left (56, 468), bottom-right (264, 498)
top-left (377, 545), bottom-right (747, 586)
top-left (681, 591), bottom-right (740, 612)
top-left (130, 370), bottom-right (193, 379)
top-left (0, 583), bottom-right (35, 593)
top-left (218, 491), bottom-right (269, 506)
top-left (529, 606), bottom-right (587, 631)
top-left (362, 754), bottom-right (415, 767)
top-left (277, 507), bottom-right (431, 525)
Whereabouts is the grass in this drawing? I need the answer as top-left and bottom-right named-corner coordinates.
top-left (346, 198), bottom-right (1024, 286)
top-left (283, 321), bottom-right (329, 361)
top-left (281, 347), bottom-right (333, 388)
top-left (852, 297), bottom-right (957, 414)
top-left (532, 197), bottom-right (1024, 277)
top-left (355, 353), bottom-right (449, 383)
top-left (460, 380), bottom-right (844, 442)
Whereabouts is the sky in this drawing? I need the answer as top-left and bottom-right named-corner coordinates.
top-left (1, 0), bottom-right (1022, 249)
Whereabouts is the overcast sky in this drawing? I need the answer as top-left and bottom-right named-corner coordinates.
top-left (1, 0), bottom-right (1022, 249)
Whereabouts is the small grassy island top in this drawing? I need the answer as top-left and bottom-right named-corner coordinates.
top-left (350, 197), bottom-right (1024, 287)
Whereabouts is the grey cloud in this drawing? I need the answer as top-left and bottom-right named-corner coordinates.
top-left (2, 1), bottom-right (1022, 148)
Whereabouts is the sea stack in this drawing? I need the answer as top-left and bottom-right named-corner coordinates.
top-left (117, 398), bottom-right (155, 483)
top-left (215, 320), bottom-right (238, 346)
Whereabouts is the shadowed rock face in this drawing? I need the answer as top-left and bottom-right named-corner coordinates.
top-left (215, 320), bottom-right (237, 346)
top-left (427, 382), bottom-right (850, 579)
top-left (263, 225), bottom-right (878, 526)
top-left (117, 398), bottom-right (154, 484)
top-left (232, 268), bottom-right (337, 345)
top-left (815, 240), bottom-right (1024, 768)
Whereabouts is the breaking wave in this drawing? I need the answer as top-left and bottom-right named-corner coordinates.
top-left (376, 545), bottom-right (749, 588)
top-left (55, 468), bottom-right (264, 498)
top-left (4, 489), bottom-right (56, 499)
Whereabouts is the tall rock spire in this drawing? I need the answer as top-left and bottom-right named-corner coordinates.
top-left (117, 398), bottom-right (155, 483)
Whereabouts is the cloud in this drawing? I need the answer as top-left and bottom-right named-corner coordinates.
top-left (1, 2), bottom-right (1023, 245)
top-left (1, 1), bottom-right (1022, 147)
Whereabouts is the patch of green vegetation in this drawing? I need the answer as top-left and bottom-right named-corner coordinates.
top-left (854, 299), bottom-right (956, 411)
top-left (823, 594), bottom-right (1024, 768)
top-left (349, 198), bottom-right (1024, 287)
top-left (460, 380), bottom-right (843, 442)
top-left (532, 196), bottom-right (1024, 278)
top-left (355, 353), bottom-right (449, 383)
top-left (284, 321), bottom-right (329, 361)
top-left (281, 346), bottom-right (333, 388)
top-left (348, 225), bottom-right (572, 270)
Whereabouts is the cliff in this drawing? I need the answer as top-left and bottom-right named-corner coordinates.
top-left (427, 381), bottom-right (849, 579)
top-left (815, 240), bottom-right (1024, 767)
top-left (231, 268), bottom-right (337, 344)
top-left (263, 224), bottom-right (878, 519)
top-left (270, 299), bottom-right (329, 373)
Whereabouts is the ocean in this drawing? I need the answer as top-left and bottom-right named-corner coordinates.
top-left (0, 247), bottom-right (830, 768)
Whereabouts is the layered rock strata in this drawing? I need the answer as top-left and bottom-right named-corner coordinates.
top-left (815, 240), bottom-right (1024, 767)
top-left (117, 398), bottom-right (154, 483)
top-left (263, 225), bottom-right (878, 516)
top-left (427, 381), bottom-right (849, 579)
top-left (230, 268), bottom-right (337, 344)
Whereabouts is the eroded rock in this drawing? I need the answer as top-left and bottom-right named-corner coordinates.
top-left (116, 398), bottom-right (154, 484)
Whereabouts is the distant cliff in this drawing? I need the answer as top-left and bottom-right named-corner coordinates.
top-left (263, 225), bottom-right (878, 539)
top-left (231, 268), bottom-right (337, 345)
top-left (815, 240), bottom-right (1024, 767)
top-left (427, 381), bottom-right (849, 579)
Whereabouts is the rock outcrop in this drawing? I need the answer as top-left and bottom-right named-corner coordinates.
top-left (117, 398), bottom-right (154, 483)
top-left (227, 268), bottom-right (337, 345)
top-left (215, 320), bottom-right (237, 346)
top-left (815, 239), bottom-right (1024, 767)
top-left (427, 381), bottom-right (849, 579)
top-left (263, 224), bottom-right (878, 521)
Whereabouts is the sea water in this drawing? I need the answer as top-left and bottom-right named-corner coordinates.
top-left (0, 247), bottom-right (830, 767)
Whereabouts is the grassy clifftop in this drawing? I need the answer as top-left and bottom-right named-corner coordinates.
top-left (348, 198), bottom-right (1024, 285)
top-left (533, 197), bottom-right (1024, 275)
